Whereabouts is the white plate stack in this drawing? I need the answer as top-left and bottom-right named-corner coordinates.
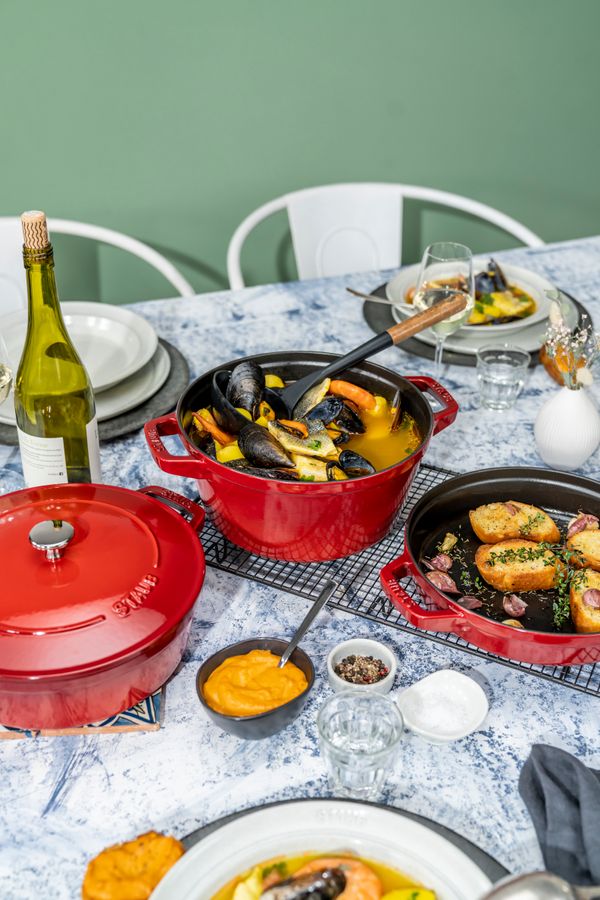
top-left (0, 301), bottom-right (171, 424)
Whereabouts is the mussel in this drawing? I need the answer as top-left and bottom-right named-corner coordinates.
top-left (238, 422), bottom-right (295, 469)
top-left (305, 398), bottom-right (365, 436)
top-left (337, 449), bottom-right (376, 477)
top-left (226, 360), bottom-right (265, 419)
top-left (223, 458), bottom-right (298, 480)
top-left (475, 258), bottom-right (508, 297)
top-left (260, 867), bottom-right (346, 899)
top-left (211, 370), bottom-right (249, 434)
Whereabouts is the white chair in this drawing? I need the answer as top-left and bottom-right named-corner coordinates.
top-left (226, 183), bottom-right (544, 289)
top-left (0, 217), bottom-right (195, 316)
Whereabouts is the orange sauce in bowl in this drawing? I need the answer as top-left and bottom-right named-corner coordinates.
top-left (203, 649), bottom-right (308, 717)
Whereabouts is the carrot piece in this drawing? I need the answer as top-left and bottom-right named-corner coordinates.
top-left (329, 380), bottom-right (376, 410)
top-left (192, 411), bottom-right (234, 445)
top-left (279, 419), bottom-right (309, 438)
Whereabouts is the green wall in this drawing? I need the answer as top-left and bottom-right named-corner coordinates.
top-left (2, 0), bottom-right (599, 302)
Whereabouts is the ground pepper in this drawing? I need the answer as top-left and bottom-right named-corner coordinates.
top-left (334, 654), bottom-right (389, 685)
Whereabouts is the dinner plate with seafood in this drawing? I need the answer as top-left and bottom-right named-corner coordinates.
top-left (386, 259), bottom-right (554, 334)
top-left (151, 798), bottom-right (497, 899)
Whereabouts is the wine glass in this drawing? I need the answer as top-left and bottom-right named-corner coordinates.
top-left (412, 242), bottom-right (474, 375)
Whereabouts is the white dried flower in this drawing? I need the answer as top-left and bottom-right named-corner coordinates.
top-left (576, 367), bottom-right (594, 387)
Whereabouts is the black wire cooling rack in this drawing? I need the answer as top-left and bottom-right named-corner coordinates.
top-left (197, 463), bottom-right (600, 698)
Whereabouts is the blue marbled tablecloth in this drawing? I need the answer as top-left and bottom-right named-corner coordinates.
top-left (1, 237), bottom-right (599, 899)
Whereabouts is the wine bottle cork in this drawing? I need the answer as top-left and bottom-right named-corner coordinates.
top-left (21, 210), bottom-right (50, 250)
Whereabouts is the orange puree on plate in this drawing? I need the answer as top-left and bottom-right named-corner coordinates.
top-left (203, 649), bottom-right (308, 716)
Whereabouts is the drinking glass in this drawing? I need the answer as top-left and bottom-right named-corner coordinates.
top-left (476, 344), bottom-right (531, 410)
top-left (0, 331), bottom-right (12, 404)
top-left (413, 242), bottom-right (474, 376)
top-left (317, 690), bottom-right (404, 800)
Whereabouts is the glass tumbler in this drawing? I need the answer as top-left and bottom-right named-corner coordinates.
top-left (476, 344), bottom-right (531, 410)
top-left (317, 690), bottom-right (404, 800)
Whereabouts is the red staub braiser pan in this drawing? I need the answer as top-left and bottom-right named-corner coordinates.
top-left (380, 467), bottom-right (600, 666)
top-left (145, 351), bottom-right (458, 563)
top-left (0, 483), bottom-right (205, 729)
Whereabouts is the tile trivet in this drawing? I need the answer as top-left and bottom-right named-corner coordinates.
top-left (0, 687), bottom-right (164, 739)
top-left (196, 463), bottom-right (600, 699)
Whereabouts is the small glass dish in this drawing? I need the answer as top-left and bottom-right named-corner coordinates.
top-left (326, 638), bottom-right (397, 694)
top-left (396, 670), bottom-right (489, 744)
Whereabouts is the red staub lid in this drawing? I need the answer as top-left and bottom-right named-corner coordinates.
top-left (0, 483), bottom-right (205, 677)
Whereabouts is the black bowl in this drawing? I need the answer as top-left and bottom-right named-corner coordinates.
top-left (196, 637), bottom-right (315, 739)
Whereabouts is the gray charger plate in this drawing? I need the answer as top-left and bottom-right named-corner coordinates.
top-left (0, 338), bottom-right (189, 445)
top-left (182, 797), bottom-right (509, 882)
top-left (363, 286), bottom-right (588, 367)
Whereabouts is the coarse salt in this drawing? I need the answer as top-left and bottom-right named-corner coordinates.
top-left (398, 670), bottom-right (488, 739)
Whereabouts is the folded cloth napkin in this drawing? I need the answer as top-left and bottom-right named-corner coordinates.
top-left (519, 743), bottom-right (600, 886)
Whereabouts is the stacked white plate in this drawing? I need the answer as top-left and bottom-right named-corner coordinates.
top-left (385, 259), bottom-right (575, 356)
top-left (0, 302), bottom-right (170, 424)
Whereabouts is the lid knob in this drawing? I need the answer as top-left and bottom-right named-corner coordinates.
top-left (29, 519), bottom-right (75, 562)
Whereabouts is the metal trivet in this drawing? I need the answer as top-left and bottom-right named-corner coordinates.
top-left (197, 463), bottom-right (600, 698)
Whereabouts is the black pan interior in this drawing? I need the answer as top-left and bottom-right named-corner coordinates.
top-left (406, 467), bottom-right (600, 634)
top-left (179, 351), bottom-right (434, 452)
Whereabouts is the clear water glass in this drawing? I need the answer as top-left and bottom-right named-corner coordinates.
top-left (317, 690), bottom-right (404, 800)
top-left (476, 344), bottom-right (531, 410)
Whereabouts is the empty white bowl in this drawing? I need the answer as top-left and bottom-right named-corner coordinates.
top-left (396, 670), bottom-right (489, 744)
top-left (326, 638), bottom-right (397, 694)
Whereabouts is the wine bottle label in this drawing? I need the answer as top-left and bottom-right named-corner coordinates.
top-left (86, 416), bottom-right (102, 482)
top-left (17, 429), bottom-right (68, 487)
top-left (17, 416), bottom-right (102, 487)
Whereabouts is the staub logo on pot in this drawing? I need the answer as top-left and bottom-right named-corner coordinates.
top-left (112, 574), bottom-right (158, 617)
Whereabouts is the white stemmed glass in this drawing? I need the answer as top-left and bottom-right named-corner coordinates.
top-left (412, 242), bottom-right (474, 376)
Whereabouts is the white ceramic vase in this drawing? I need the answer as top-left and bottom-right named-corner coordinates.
top-left (534, 386), bottom-right (600, 471)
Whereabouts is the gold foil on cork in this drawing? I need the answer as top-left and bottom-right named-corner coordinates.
top-left (21, 211), bottom-right (49, 250)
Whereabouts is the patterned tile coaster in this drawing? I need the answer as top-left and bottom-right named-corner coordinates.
top-left (0, 688), bottom-right (165, 739)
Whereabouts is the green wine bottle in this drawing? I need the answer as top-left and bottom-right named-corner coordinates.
top-left (14, 210), bottom-right (101, 487)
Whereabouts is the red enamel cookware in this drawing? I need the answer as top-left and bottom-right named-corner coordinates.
top-left (0, 483), bottom-right (205, 729)
top-left (145, 351), bottom-right (458, 562)
top-left (380, 467), bottom-right (600, 666)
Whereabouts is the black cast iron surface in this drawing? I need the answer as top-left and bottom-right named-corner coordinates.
top-left (196, 463), bottom-right (600, 698)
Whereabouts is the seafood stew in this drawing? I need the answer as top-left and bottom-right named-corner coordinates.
top-left (212, 851), bottom-right (435, 899)
top-left (404, 258), bottom-right (536, 326)
top-left (186, 360), bottom-right (422, 483)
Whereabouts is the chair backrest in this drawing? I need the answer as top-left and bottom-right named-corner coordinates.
top-left (226, 182), bottom-right (545, 289)
top-left (0, 217), bottom-right (195, 317)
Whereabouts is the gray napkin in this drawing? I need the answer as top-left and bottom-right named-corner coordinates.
top-left (519, 743), bottom-right (600, 886)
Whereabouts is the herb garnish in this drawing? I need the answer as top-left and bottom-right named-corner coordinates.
top-left (519, 511), bottom-right (545, 536)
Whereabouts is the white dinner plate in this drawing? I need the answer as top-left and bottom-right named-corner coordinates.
top-left (393, 291), bottom-right (579, 357)
top-left (0, 342), bottom-right (170, 425)
top-left (0, 301), bottom-right (158, 393)
top-left (151, 799), bottom-right (492, 900)
top-left (386, 260), bottom-right (555, 335)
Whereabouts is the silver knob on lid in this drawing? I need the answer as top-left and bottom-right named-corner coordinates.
top-left (29, 519), bottom-right (75, 562)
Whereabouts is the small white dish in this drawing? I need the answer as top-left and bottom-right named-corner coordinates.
top-left (0, 342), bottom-right (171, 425)
top-left (0, 301), bottom-right (158, 393)
top-left (386, 259), bottom-right (555, 335)
top-left (396, 670), bottom-right (489, 744)
top-left (327, 638), bottom-right (397, 694)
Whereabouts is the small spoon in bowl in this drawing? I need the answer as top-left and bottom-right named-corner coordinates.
top-left (278, 580), bottom-right (338, 668)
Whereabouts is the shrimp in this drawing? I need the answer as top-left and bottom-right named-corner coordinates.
top-left (294, 857), bottom-right (382, 900)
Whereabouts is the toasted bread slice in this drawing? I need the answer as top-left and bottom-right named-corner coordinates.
top-left (475, 539), bottom-right (560, 592)
top-left (567, 529), bottom-right (600, 572)
top-left (469, 501), bottom-right (560, 544)
top-left (570, 568), bottom-right (600, 633)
